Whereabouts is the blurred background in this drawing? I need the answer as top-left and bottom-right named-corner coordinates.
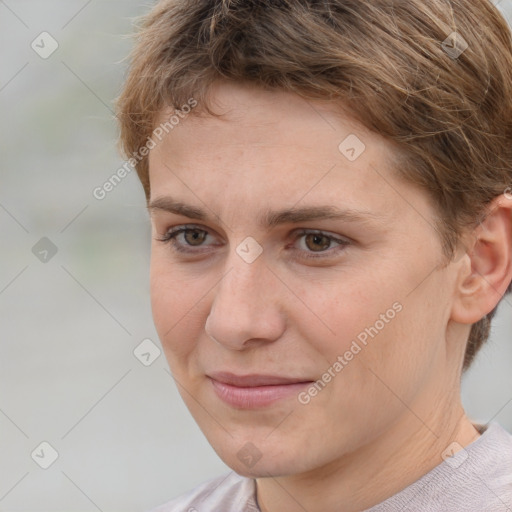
top-left (1, 1), bottom-right (511, 510)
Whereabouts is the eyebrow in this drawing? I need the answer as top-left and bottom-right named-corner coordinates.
top-left (147, 196), bottom-right (382, 229)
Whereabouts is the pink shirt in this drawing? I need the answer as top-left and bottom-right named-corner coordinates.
top-left (149, 422), bottom-right (512, 511)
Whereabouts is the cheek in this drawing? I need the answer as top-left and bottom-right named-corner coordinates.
top-left (297, 273), bottom-right (402, 360)
top-left (326, 282), bottom-right (448, 419)
top-left (295, 266), bottom-right (434, 412)
top-left (149, 255), bottom-right (205, 363)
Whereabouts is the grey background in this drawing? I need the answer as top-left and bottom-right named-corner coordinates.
top-left (0, 1), bottom-right (511, 510)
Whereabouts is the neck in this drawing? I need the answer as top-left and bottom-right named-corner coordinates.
top-left (255, 387), bottom-right (480, 512)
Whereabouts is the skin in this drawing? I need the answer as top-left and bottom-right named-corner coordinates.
top-left (147, 80), bottom-right (512, 512)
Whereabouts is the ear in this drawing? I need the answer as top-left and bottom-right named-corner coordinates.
top-left (450, 193), bottom-right (512, 324)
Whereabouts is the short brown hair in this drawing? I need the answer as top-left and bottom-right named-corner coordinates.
top-left (116, 0), bottom-right (512, 371)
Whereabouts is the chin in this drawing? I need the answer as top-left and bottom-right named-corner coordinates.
top-left (226, 456), bottom-right (298, 479)
top-left (207, 434), bottom-right (312, 479)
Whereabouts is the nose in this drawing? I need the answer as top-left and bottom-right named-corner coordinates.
top-left (204, 252), bottom-right (286, 351)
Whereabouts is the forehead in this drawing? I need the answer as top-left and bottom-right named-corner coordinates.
top-left (151, 80), bottom-right (392, 160)
top-left (148, 81), bottom-right (432, 230)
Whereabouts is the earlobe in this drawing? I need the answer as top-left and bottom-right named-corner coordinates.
top-left (450, 194), bottom-right (512, 325)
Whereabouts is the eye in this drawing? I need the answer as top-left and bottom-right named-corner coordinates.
top-left (155, 224), bottom-right (218, 254)
top-left (155, 224), bottom-right (351, 260)
top-left (292, 229), bottom-right (351, 259)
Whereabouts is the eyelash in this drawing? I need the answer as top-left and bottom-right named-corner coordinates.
top-left (155, 224), bottom-right (351, 260)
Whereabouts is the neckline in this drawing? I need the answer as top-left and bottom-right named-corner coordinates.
top-left (250, 422), bottom-right (500, 512)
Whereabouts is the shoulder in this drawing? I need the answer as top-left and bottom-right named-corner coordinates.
top-left (369, 422), bottom-right (512, 512)
top-left (146, 471), bottom-right (259, 512)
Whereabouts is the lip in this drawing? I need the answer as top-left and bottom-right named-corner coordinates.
top-left (208, 372), bottom-right (314, 409)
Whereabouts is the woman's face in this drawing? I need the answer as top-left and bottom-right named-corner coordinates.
top-left (148, 80), bottom-right (464, 477)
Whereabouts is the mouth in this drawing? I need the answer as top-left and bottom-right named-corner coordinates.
top-left (207, 372), bottom-right (314, 409)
